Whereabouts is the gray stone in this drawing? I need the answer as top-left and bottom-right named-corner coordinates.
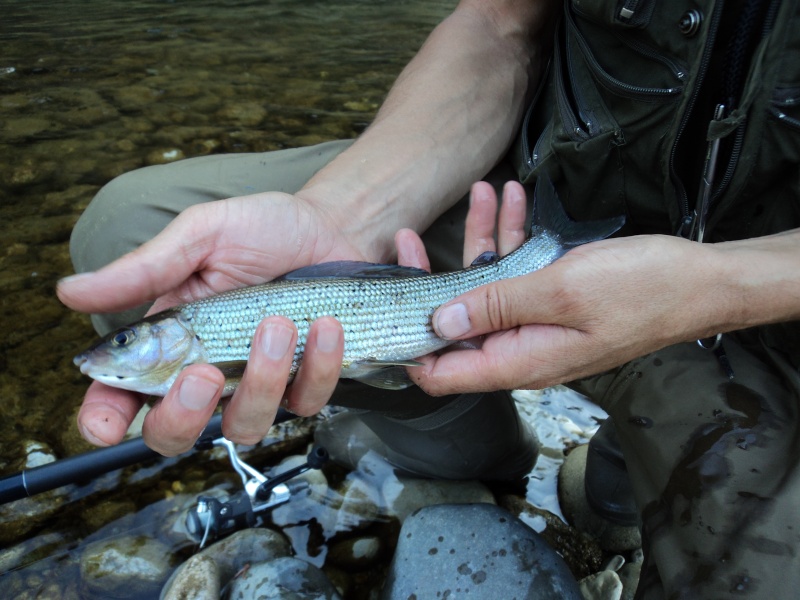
top-left (227, 557), bottom-right (342, 600)
top-left (382, 503), bottom-right (583, 600)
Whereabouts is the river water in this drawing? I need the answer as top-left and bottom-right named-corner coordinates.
top-left (0, 2), bottom-right (609, 597)
top-left (0, 0), bottom-right (453, 471)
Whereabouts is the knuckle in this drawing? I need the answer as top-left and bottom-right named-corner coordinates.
top-left (480, 283), bottom-right (516, 331)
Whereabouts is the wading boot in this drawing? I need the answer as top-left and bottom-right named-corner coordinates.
top-left (316, 382), bottom-right (539, 482)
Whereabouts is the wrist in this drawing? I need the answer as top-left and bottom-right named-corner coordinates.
top-left (293, 180), bottom-right (398, 264)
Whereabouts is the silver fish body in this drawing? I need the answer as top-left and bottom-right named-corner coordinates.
top-left (73, 179), bottom-right (624, 396)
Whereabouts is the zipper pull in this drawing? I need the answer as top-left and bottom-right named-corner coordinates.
top-left (692, 103), bottom-right (726, 243)
top-left (619, 0), bottom-right (638, 20)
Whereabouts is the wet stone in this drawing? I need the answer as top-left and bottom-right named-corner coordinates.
top-left (326, 535), bottom-right (383, 571)
top-left (382, 503), bottom-right (583, 600)
top-left (161, 554), bottom-right (220, 600)
top-left (145, 148), bottom-right (186, 165)
top-left (227, 556), bottom-right (342, 600)
top-left (189, 527), bottom-right (291, 583)
top-left (79, 534), bottom-right (174, 598)
top-left (0, 492), bottom-right (66, 546)
top-left (381, 475), bottom-right (495, 523)
top-left (215, 101), bottom-right (267, 126)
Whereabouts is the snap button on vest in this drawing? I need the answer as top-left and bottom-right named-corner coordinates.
top-left (678, 10), bottom-right (703, 36)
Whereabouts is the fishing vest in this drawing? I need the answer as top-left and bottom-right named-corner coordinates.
top-left (512, 0), bottom-right (800, 364)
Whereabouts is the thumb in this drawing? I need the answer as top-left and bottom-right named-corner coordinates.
top-left (57, 207), bottom-right (214, 314)
top-left (433, 277), bottom-right (535, 340)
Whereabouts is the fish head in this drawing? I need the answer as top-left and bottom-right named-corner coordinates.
top-left (73, 311), bottom-right (206, 396)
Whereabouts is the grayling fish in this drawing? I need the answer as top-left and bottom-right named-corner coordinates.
top-left (73, 179), bottom-right (624, 396)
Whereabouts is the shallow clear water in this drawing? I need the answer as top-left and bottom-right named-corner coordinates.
top-left (0, 0), bottom-right (452, 595)
top-left (0, 0), bottom-right (453, 463)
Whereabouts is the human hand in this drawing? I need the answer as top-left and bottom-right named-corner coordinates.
top-left (58, 191), bottom-right (366, 454)
top-left (401, 181), bottom-right (731, 394)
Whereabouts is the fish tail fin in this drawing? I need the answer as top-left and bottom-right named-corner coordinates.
top-left (533, 176), bottom-right (625, 247)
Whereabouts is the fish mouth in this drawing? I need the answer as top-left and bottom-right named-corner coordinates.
top-left (73, 353), bottom-right (91, 375)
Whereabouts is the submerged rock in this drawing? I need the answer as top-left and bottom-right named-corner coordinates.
top-left (161, 528), bottom-right (291, 599)
top-left (227, 557), bottom-right (342, 600)
top-left (80, 535), bottom-right (174, 598)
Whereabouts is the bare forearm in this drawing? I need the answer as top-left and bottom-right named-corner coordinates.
top-left (300, 0), bottom-right (559, 261)
top-left (708, 228), bottom-right (800, 336)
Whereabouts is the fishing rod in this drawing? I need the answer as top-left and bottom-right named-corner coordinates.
top-left (0, 409), bottom-right (329, 545)
top-left (0, 409), bottom-right (305, 505)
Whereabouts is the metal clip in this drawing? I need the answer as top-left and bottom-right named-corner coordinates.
top-left (690, 103), bottom-right (725, 243)
top-left (690, 104), bottom-right (733, 379)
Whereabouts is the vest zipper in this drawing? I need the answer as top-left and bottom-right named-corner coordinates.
top-left (614, 34), bottom-right (688, 82)
top-left (771, 87), bottom-right (800, 130)
top-left (567, 9), bottom-right (683, 99)
top-left (554, 27), bottom-right (591, 141)
top-left (670, 0), bottom-right (726, 236)
top-left (711, 0), bottom-right (782, 204)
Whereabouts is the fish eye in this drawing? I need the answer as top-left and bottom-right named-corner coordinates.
top-left (111, 328), bottom-right (136, 347)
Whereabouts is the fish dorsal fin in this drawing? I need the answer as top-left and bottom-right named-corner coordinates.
top-left (470, 251), bottom-right (500, 266)
top-left (276, 261), bottom-right (429, 281)
top-left (533, 176), bottom-right (625, 248)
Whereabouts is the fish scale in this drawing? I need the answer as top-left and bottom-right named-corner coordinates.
top-left (179, 239), bottom-right (556, 376)
top-left (72, 178), bottom-right (624, 396)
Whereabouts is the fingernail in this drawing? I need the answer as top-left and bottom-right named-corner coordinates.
top-left (179, 374), bottom-right (219, 411)
top-left (317, 323), bottom-right (341, 353)
top-left (435, 303), bottom-right (471, 339)
top-left (261, 322), bottom-right (293, 360)
top-left (79, 422), bottom-right (109, 447)
top-left (57, 272), bottom-right (94, 287)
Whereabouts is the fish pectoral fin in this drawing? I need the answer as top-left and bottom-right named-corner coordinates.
top-left (470, 251), bottom-right (500, 266)
top-left (346, 359), bottom-right (422, 390)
